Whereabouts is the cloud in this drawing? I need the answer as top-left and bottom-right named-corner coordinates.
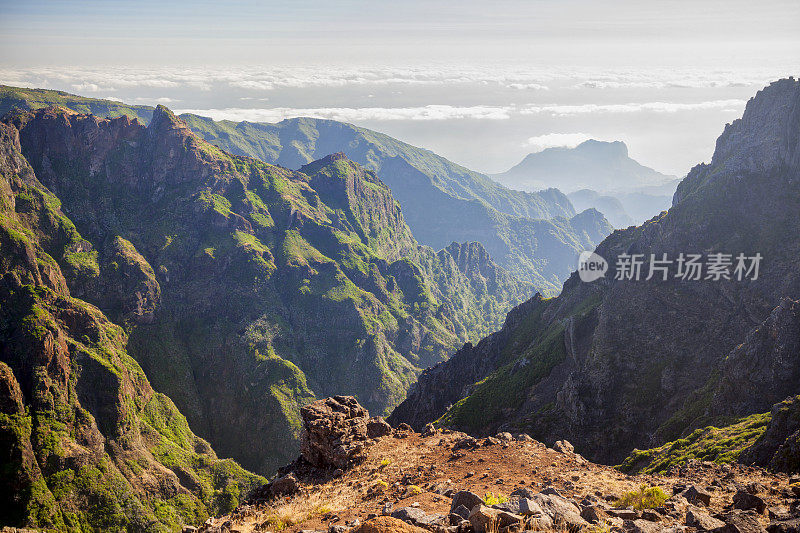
top-left (173, 105), bottom-right (514, 122)
top-left (520, 99), bottom-right (746, 116)
top-left (524, 133), bottom-right (595, 151)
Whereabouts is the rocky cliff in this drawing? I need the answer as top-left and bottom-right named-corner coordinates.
top-left (0, 120), bottom-right (263, 531)
top-left (392, 78), bottom-right (800, 466)
top-left (3, 105), bottom-right (532, 478)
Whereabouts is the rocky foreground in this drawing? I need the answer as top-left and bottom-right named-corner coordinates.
top-left (197, 397), bottom-right (800, 533)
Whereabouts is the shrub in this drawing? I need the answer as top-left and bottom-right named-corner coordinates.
top-left (615, 486), bottom-right (667, 510)
top-left (483, 492), bottom-right (508, 506)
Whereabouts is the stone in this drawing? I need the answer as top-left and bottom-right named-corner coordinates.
top-left (531, 492), bottom-right (588, 530)
top-left (300, 396), bottom-right (370, 469)
top-left (468, 505), bottom-right (500, 533)
top-left (510, 487), bottom-right (537, 499)
top-left (269, 473), bottom-right (299, 495)
top-left (581, 505), bottom-right (610, 523)
top-left (496, 432), bottom-right (513, 441)
top-left (350, 517), bottom-right (427, 533)
top-left (641, 510), bottom-right (663, 522)
top-left (391, 507), bottom-right (428, 525)
top-left (719, 510), bottom-right (768, 533)
top-left (450, 491), bottom-right (484, 514)
top-left (679, 485), bottom-right (712, 507)
top-left (608, 509), bottom-right (641, 520)
top-left (734, 490), bottom-right (767, 514)
top-left (554, 440), bottom-right (575, 453)
top-left (767, 519), bottom-right (800, 533)
top-left (516, 433), bottom-right (534, 442)
top-left (686, 506), bottom-right (725, 530)
top-left (623, 519), bottom-right (664, 533)
top-left (366, 417), bottom-right (392, 438)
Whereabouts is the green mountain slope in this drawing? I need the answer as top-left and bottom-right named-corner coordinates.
top-left (4, 105), bottom-right (532, 477)
top-left (391, 78), bottom-right (800, 468)
top-left (0, 120), bottom-right (263, 531)
top-left (0, 85), bottom-right (612, 289)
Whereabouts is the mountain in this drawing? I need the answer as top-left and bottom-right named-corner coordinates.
top-left (0, 118), bottom-right (263, 531)
top-left (391, 78), bottom-right (800, 468)
top-left (495, 139), bottom-right (676, 194)
top-left (567, 189), bottom-right (634, 228)
top-left (495, 139), bottom-right (679, 225)
top-left (0, 85), bottom-right (613, 289)
top-left (2, 104), bottom-right (536, 482)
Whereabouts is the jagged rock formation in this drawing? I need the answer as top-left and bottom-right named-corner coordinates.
top-left (392, 78), bottom-right (800, 466)
top-left (0, 120), bottom-right (262, 531)
top-left (0, 85), bottom-right (614, 289)
top-left (2, 104), bottom-right (532, 477)
top-left (740, 395), bottom-right (800, 473)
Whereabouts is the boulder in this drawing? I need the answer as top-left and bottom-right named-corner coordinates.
top-left (391, 507), bottom-right (429, 525)
top-left (679, 485), bottom-right (712, 507)
top-left (269, 473), bottom-right (299, 495)
top-left (734, 490), bottom-right (767, 514)
top-left (300, 396), bottom-right (370, 468)
top-left (686, 506), bottom-right (725, 530)
top-left (719, 510), bottom-right (768, 533)
top-left (768, 519), bottom-right (800, 533)
top-left (450, 490), bottom-right (484, 514)
top-left (555, 440), bottom-right (575, 453)
top-left (532, 492), bottom-right (588, 531)
top-left (350, 516), bottom-right (427, 533)
top-left (366, 417), bottom-right (392, 439)
top-left (582, 505), bottom-right (610, 523)
top-left (623, 519), bottom-right (664, 533)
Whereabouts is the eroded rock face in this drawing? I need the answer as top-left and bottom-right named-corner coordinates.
top-left (300, 396), bottom-right (389, 469)
top-left (740, 395), bottom-right (800, 473)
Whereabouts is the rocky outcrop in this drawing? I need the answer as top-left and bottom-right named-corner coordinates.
top-left (300, 396), bottom-right (375, 469)
top-left (392, 78), bottom-right (800, 465)
top-left (740, 396), bottom-right (800, 473)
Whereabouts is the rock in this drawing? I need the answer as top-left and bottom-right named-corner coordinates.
top-left (269, 473), bottom-right (299, 495)
top-left (554, 440), bottom-right (575, 453)
top-left (608, 509), bottom-right (641, 520)
top-left (582, 505), bottom-right (610, 523)
top-left (391, 507), bottom-right (428, 525)
top-left (452, 505), bottom-right (471, 520)
top-left (422, 423), bottom-right (436, 437)
top-left (397, 423), bottom-right (413, 432)
top-left (300, 396), bottom-right (370, 468)
top-left (350, 517), bottom-right (427, 533)
top-left (518, 498), bottom-right (545, 516)
top-left (734, 490), bottom-right (767, 514)
top-left (496, 432), bottom-right (513, 441)
top-left (641, 510), bottom-right (663, 522)
top-left (516, 433), bottom-right (534, 442)
top-left (182, 527), bottom-right (198, 533)
top-left (679, 485), bottom-right (712, 507)
top-left (768, 508), bottom-right (793, 521)
top-left (541, 486), bottom-right (563, 497)
top-left (366, 417), bottom-right (392, 438)
top-left (450, 491), bottom-right (484, 514)
top-left (468, 505), bottom-right (500, 533)
top-left (719, 510), bottom-right (768, 533)
top-left (510, 487), bottom-right (537, 499)
top-left (767, 519), bottom-right (800, 533)
top-left (329, 526), bottom-right (348, 533)
top-left (686, 506), bottom-right (725, 530)
top-left (531, 492), bottom-right (588, 531)
top-left (623, 519), bottom-right (664, 533)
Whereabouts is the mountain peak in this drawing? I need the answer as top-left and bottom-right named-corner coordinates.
top-left (148, 104), bottom-right (188, 134)
top-left (711, 77), bottom-right (800, 173)
top-left (574, 139), bottom-right (628, 158)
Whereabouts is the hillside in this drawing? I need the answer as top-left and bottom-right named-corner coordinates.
top-left (0, 85), bottom-right (613, 289)
top-left (200, 396), bottom-right (800, 533)
top-left (0, 119), bottom-right (263, 531)
top-left (391, 79), bottom-right (800, 468)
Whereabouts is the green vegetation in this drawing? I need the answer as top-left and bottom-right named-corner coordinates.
top-left (483, 492), bottom-right (508, 506)
top-left (619, 412), bottom-right (771, 474)
top-left (615, 486), bottom-right (668, 510)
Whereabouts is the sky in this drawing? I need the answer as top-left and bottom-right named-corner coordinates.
top-left (1, 0), bottom-right (798, 177)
